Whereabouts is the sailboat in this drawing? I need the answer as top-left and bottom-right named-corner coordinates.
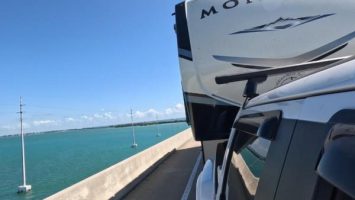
top-left (17, 97), bottom-right (32, 193)
top-left (155, 115), bottom-right (161, 137)
top-left (130, 109), bottom-right (138, 148)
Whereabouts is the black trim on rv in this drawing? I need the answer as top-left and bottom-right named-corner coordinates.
top-left (184, 92), bottom-right (239, 141)
top-left (175, 2), bottom-right (193, 61)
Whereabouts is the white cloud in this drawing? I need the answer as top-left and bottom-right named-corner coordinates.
top-left (130, 109), bottom-right (161, 119)
top-left (90, 112), bottom-right (116, 120)
top-left (1, 123), bottom-right (32, 130)
top-left (33, 120), bottom-right (56, 126)
top-left (165, 108), bottom-right (174, 115)
top-left (0, 103), bottom-right (186, 136)
top-left (65, 117), bottom-right (76, 122)
top-left (128, 103), bottom-right (185, 120)
top-left (175, 103), bottom-right (184, 111)
top-left (93, 113), bottom-right (103, 119)
top-left (0, 122), bottom-right (32, 135)
top-left (1, 125), bottom-right (13, 130)
top-left (103, 112), bottom-right (114, 120)
top-left (22, 122), bottom-right (31, 129)
top-left (80, 112), bottom-right (116, 123)
top-left (164, 103), bottom-right (185, 115)
top-left (134, 111), bottom-right (146, 118)
top-left (81, 115), bottom-right (94, 121)
top-left (147, 109), bottom-right (160, 116)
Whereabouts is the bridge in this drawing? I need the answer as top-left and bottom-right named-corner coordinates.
top-left (45, 129), bottom-right (203, 200)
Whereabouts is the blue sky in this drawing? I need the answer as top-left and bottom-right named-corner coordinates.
top-left (0, 0), bottom-right (184, 135)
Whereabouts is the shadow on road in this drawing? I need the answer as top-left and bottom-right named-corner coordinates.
top-left (113, 144), bottom-right (202, 200)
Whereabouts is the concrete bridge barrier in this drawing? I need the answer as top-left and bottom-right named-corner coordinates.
top-left (45, 128), bottom-right (193, 200)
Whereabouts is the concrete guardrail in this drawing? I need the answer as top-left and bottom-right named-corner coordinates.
top-left (45, 128), bottom-right (193, 200)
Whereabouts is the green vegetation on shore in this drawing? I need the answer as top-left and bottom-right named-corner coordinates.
top-left (0, 118), bottom-right (187, 138)
top-left (109, 118), bottom-right (187, 128)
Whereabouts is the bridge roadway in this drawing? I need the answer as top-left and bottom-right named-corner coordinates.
top-left (120, 139), bottom-right (203, 200)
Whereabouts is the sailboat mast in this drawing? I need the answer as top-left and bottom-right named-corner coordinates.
top-left (130, 109), bottom-right (136, 145)
top-left (17, 96), bottom-right (31, 193)
top-left (156, 115), bottom-right (160, 137)
top-left (19, 97), bottom-right (27, 186)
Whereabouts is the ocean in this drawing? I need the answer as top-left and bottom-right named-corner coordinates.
top-left (0, 122), bottom-right (189, 200)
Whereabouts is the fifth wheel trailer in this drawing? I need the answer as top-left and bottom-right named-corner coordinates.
top-left (174, 0), bottom-right (355, 199)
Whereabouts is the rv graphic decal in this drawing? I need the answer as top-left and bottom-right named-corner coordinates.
top-left (231, 14), bottom-right (334, 34)
top-left (214, 29), bottom-right (355, 68)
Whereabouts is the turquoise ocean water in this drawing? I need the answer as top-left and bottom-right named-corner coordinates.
top-left (0, 122), bottom-right (188, 200)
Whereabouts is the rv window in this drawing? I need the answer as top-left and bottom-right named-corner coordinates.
top-left (226, 137), bottom-right (271, 200)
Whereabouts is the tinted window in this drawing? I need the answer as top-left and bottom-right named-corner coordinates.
top-left (226, 137), bottom-right (271, 200)
top-left (313, 178), bottom-right (355, 200)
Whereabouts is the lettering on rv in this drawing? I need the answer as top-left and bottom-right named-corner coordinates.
top-left (201, 0), bottom-right (252, 19)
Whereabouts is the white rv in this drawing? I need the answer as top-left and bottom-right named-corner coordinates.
top-left (174, 0), bottom-right (355, 199)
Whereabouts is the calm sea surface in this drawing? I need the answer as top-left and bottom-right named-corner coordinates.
top-left (0, 122), bottom-right (188, 200)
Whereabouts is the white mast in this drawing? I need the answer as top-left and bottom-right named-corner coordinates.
top-left (155, 115), bottom-right (161, 137)
top-left (130, 109), bottom-right (138, 148)
top-left (18, 97), bottom-right (31, 193)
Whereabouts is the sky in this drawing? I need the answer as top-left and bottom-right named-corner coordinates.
top-left (0, 0), bottom-right (185, 135)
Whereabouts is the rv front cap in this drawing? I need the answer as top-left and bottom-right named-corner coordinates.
top-left (201, 0), bottom-right (253, 19)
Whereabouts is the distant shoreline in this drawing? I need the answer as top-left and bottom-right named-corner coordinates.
top-left (109, 118), bottom-right (186, 128)
top-left (0, 118), bottom-right (187, 138)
